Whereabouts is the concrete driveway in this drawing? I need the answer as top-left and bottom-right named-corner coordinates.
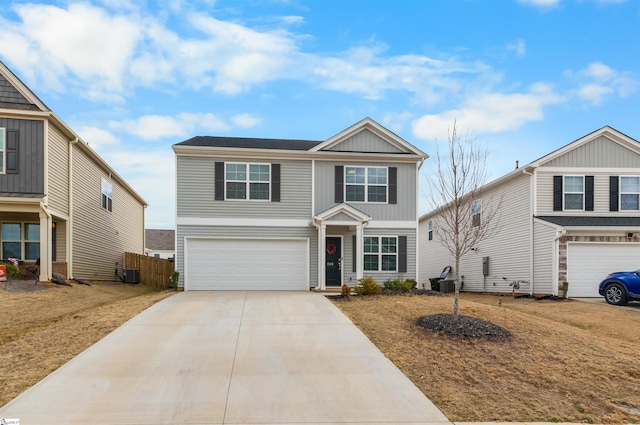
top-left (0, 291), bottom-right (449, 425)
top-left (574, 297), bottom-right (640, 311)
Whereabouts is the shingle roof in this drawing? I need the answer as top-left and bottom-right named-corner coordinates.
top-left (536, 216), bottom-right (640, 227)
top-left (145, 229), bottom-right (175, 251)
top-left (175, 136), bottom-right (323, 151)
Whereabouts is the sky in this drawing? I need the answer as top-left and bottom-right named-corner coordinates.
top-left (0, 0), bottom-right (638, 228)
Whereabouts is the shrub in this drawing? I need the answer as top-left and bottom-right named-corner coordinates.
top-left (340, 284), bottom-right (351, 297)
top-left (383, 278), bottom-right (417, 293)
top-left (4, 259), bottom-right (20, 280)
top-left (169, 271), bottom-right (180, 291)
top-left (355, 276), bottom-right (381, 295)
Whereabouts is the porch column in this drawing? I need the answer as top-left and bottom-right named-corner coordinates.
top-left (38, 210), bottom-right (51, 282)
top-left (356, 224), bottom-right (363, 280)
top-left (317, 224), bottom-right (326, 290)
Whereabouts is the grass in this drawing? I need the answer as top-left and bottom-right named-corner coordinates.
top-left (0, 282), bottom-right (173, 407)
top-left (334, 292), bottom-right (640, 423)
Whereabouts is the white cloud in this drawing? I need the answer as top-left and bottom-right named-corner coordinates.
top-left (412, 83), bottom-right (564, 141)
top-left (517, 0), bottom-right (560, 8)
top-left (571, 61), bottom-right (638, 105)
top-left (281, 15), bottom-right (305, 25)
top-left (506, 39), bottom-right (526, 56)
top-left (75, 126), bottom-right (121, 150)
top-left (232, 113), bottom-right (263, 128)
top-left (110, 113), bottom-right (230, 140)
top-left (382, 111), bottom-right (414, 133)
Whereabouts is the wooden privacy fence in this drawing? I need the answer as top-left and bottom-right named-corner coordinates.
top-left (124, 252), bottom-right (174, 289)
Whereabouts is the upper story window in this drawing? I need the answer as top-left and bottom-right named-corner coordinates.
top-left (472, 200), bottom-right (482, 227)
top-left (621, 176), bottom-right (640, 211)
top-left (226, 163), bottom-right (270, 200)
top-left (345, 166), bottom-right (387, 203)
top-left (363, 236), bottom-right (397, 271)
top-left (101, 178), bottom-right (113, 212)
top-left (563, 176), bottom-right (584, 210)
top-left (1, 222), bottom-right (40, 260)
top-left (428, 220), bottom-right (433, 241)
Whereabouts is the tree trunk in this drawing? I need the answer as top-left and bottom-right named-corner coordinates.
top-left (453, 256), bottom-right (460, 319)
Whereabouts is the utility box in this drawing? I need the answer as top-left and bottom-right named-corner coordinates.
top-left (124, 269), bottom-right (140, 284)
top-left (440, 280), bottom-right (455, 293)
top-left (482, 256), bottom-right (490, 276)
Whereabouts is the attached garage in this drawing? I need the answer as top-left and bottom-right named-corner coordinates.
top-left (184, 238), bottom-right (309, 290)
top-left (567, 243), bottom-right (640, 297)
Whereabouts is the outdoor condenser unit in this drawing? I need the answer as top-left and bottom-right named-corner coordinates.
top-left (123, 269), bottom-right (140, 284)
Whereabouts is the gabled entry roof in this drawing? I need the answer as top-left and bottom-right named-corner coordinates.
top-left (313, 203), bottom-right (371, 225)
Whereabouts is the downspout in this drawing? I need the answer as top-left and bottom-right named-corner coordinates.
top-left (68, 138), bottom-right (77, 279)
top-left (522, 167), bottom-right (535, 295)
top-left (39, 200), bottom-right (52, 282)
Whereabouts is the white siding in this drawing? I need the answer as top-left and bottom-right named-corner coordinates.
top-left (47, 124), bottom-right (69, 216)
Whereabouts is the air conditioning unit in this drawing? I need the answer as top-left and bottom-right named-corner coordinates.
top-left (124, 269), bottom-right (140, 284)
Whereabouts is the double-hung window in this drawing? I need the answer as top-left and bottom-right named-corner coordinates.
top-left (564, 176), bottom-right (584, 210)
top-left (1, 222), bottom-right (40, 260)
top-left (101, 178), bottom-right (113, 212)
top-left (226, 163), bottom-right (270, 200)
top-left (363, 236), bottom-right (397, 271)
top-left (472, 200), bottom-right (482, 227)
top-left (621, 176), bottom-right (640, 211)
top-left (345, 167), bottom-right (387, 203)
top-left (428, 220), bottom-right (433, 241)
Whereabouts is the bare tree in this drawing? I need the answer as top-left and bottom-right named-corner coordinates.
top-left (428, 122), bottom-right (501, 318)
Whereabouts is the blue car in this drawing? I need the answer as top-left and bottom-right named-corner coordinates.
top-left (598, 270), bottom-right (640, 306)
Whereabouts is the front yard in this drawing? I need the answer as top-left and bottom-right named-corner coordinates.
top-left (335, 292), bottom-right (640, 423)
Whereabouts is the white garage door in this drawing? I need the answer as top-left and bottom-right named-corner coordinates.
top-left (185, 238), bottom-right (309, 290)
top-left (567, 243), bottom-right (640, 297)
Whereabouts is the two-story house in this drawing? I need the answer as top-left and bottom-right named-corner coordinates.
top-left (173, 118), bottom-right (427, 290)
top-left (0, 61), bottom-right (147, 282)
top-left (419, 126), bottom-right (640, 297)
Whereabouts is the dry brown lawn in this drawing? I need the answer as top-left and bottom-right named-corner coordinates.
top-left (0, 282), bottom-right (173, 407)
top-left (335, 292), bottom-right (640, 423)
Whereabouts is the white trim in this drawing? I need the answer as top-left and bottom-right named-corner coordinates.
top-left (563, 175), bottom-right (585, 212)
top-left (224, 162), bottom-right (271, 201)
top-left (177, 217), bottom-right (310, 227)
top-left (183, 236), bottom-right (310, 291)
top-left (0, 127), bottom-right (5, 175)
top-left (536, 167), bottom-right (640, 174)
top-left (620, 175), bottom-right (640, 212)
top-left (344, 165), bottom-right (389, 204)
top-left (325, 234), bottom-right (343, 287)
top-left (363, 234), bottom-right (398, 272)
top-left (367, 220), bottom-right (417, 229)
top-left (0, 220), bottom-right (41, 261)
top-left (311, 159), bottom-right (315, 217)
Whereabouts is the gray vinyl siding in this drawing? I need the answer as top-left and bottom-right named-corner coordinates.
top-left (0, 118), bottom-right (44, 194)
top-left (326, 129), bottom-right (405, 153)
top-left (0, 74), bottom-right (38, 110)
top-left (326, 212), bottom-right (357, 222)
top-left (314, 160), bottom-right (416, 220)
top-left (176, 225), bottom-right (317, 288)
top-left (533, 220), bottom-right (557, 295)
top-left (541, 136), bottom-right (640, 168)
top-left (536, 171), bottom-right (639, 215)
top-left (71, 144), bottom-right (144, 280)
top-left (176, 156), bottom-right (312, 219)
top-left (420, 174), bottom-right (534, 294)
top-left (47, 123), bottom-right (69, 215)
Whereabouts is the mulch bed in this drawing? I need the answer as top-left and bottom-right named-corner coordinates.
top-left (1, 279), bottom-right (51, 293)
top-left (416, 313), bottom-right (512, 341)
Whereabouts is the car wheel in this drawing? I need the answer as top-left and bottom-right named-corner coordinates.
top-left (604, 283), bottom-right (628, 306)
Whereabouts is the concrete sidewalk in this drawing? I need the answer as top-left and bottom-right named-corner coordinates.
top-left (0, 291), bottom-right (449, 424)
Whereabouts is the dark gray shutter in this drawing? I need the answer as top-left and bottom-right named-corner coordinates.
top-left (271, 164), bottom-right (280, 202)
top-left (388, 167), bottom-right (397, 204)
top-left (553, 176), bottom-right (563, 211)
top-left (585, 176), bottom-right (594, 211)
top-left (335, 165), bottom-right (344, 203)
top-left (6, 129), bottom-right (19, 174)
top-left (352, 235), bottom-right (356, 273)
top-left (215, 162), bottom-right (225, 201)
top-left (398, 236), bottom-right (407, 273)
top-left (610, 176), bottom-right (619, 212)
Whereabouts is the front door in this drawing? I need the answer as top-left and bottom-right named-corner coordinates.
top-left (325, 236), bottom-right (342, 287)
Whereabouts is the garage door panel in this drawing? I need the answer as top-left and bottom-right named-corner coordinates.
top-left (567, 243), bottom-right (640, 297)
top-left (186, 238), bottom-right (309, 290)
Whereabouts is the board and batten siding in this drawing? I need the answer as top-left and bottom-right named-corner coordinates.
top-left (176, 225), bottom-right (317, 288)
top-left (314, 160), bottom-right (416, 220)
top-left (541, 136), bottom-right (640, 168)
top-left (0, 74), bottom-right (38, 110)
top-left (47, 123), bottom-right (69, 215)
top-left (327, 129), bottom-right (405, 153)
top-left (176, 156), bottom-right (312, 219)
top-left (420, 173), bottom-right (534, 293)
top-left (0, 118), bottom-right (44, 194)
top-left (532, 220), bottom-right (557, 294)
top-left (71, 143), bottom-right (144, 280)
top-left (536, 171), bottom-right (639, 216)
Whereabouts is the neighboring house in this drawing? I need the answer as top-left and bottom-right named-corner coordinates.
top-left (173, 118), bottom-right (427, 290)
top-left (419, 126), bottom-right (640, 298)
top-left (0, 61), bottom-right (147, 281)
top-left (145, 229), bottom-right (175, 259)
